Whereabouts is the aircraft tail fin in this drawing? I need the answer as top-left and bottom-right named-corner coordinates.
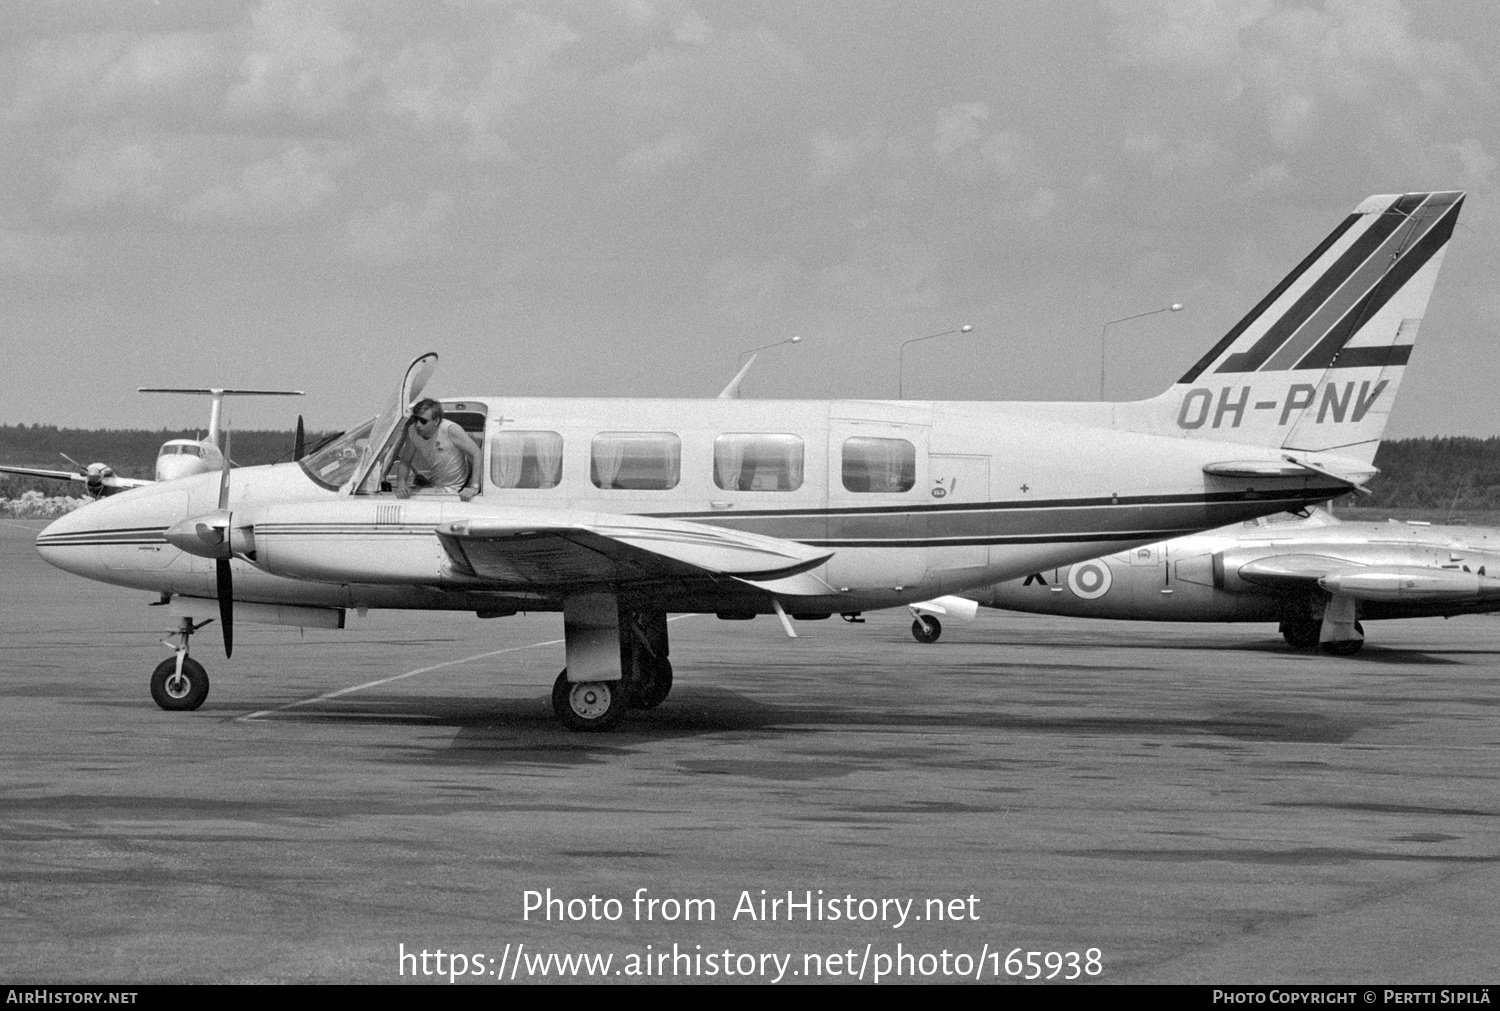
top-left (1131, 191), bottom-right (1464, 465)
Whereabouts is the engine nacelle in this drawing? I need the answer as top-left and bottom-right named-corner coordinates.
top-left (1318, 567), bottom-right (1500, 602)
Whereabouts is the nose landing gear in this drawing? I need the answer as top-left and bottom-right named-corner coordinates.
top-left (151, 616), bottom-right (212, 711)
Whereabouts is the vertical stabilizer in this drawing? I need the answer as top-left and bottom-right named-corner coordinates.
top-left (1131, 191), bottom-right (1463, 464)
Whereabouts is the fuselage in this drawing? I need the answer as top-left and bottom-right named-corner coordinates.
top-left (37, 395), bottom-right (1352, 617)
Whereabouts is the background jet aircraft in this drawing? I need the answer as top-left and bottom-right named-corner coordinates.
top-left (1, 388), bottom-right (304, 497)
top-left (33, 191), bottom-right (1465, 730)
top-left (970, 508), bottom-right (1500, 654)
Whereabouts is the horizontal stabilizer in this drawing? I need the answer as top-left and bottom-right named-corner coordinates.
top-left (438, 510), bottom-right (832, 589)
top-left (1203, 454), bottom-right (1377, 490)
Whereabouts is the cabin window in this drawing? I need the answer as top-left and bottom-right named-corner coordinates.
top-left (841, 437), bottom-right (916, 493)
top-left (490, 430), bottom-right (564, 489)
top-left (591, 432), bottom-right (681, 490)
top-left (713, 434), bottom-right (804, 492)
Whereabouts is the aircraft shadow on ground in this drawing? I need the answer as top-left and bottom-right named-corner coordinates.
top-left (960, 634), bottom-right (1469, 665)
top-left (234, 686), bottom-right (1385, 765)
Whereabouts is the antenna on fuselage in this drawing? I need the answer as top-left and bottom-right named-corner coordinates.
top-left (138, 388), bottom-right (305, 441)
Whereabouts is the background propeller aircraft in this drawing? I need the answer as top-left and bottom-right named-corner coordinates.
top-left (0, 453), bottom-right (154, 499)
top-left (34, 191), bottom-right (1464, 730)
top-left (0, 388), bottom-right (304, 497)
top-left (970, 507), bottom-right (1500, 654)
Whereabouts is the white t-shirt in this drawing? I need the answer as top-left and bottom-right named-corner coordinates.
top-left (403, 418), bottom-right (472, 491)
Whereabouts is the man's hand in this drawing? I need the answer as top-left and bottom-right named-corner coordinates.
top-left (460, 486), bottom-right (477, 502)
top-left (396, 485), bottom-right (412, 499)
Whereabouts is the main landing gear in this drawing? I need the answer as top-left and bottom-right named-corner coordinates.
top-left (910, 614), bottom-right (942, 643)
top-left (151, 616), bottom-right (212, 711)
top-left (549, 603), bottom-right (674, 732)
top-left (1280, 618), bottom-right (1365, 655)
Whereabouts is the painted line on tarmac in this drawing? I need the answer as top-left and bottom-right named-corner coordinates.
top-left (237, 638), bottom-right (564, 722)
top-left (236, 615), bottom-right (698, 723)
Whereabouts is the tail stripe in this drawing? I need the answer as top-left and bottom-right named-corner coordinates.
top-left (1214, 194), bottom-right (1423, 374)
top-left (1176, 213), bottom-right (1359, 384)
top-left (1293, 196), bottom-right (1462, 371)
top-left (1260, 194), bottom-right (1445, 371)
top-left (1325, 345), bottom-right (1411, 369)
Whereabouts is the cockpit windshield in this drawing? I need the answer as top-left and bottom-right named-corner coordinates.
top-left (299, 417), bottom-right (376, 491)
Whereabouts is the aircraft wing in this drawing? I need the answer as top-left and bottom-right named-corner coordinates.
top-left (0, 465), bottom-right (151, 492)
top-left (1237, 555), bottom-right (1500, 602)
top-left (436, 510), bottom-right (833, 591)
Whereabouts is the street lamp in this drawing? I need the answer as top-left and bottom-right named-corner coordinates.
top-left (898, 325), bottom-right (974, 399)
top-left (718, 335), bottom-right (804, 399)
top-left (1099, 304), bottom-right (1183, 400)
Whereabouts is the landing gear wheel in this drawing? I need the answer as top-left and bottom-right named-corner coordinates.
top-left (552, 670), bottom-right (626, 732)
top-left (631, 658), bottom-right (673, 710)
top-left (150, 656), bottom-right (209, 711)
top-left (1321, 621), bottom-right (1365, 656)
top-left (911, 615), bottom-right (942, 643)
top-left (1280, 620), bottom-right (1320, 648)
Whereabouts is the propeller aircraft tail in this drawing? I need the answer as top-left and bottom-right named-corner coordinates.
top-left (1122, 191), bottom-right (1464, 467)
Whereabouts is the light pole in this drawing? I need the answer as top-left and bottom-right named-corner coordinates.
top-left (719, 335), bottom-right (803, 399)
top-left (1099, 304), bottom-right (1183, 400)
top-left (899, 325), bottom-right (974, 399)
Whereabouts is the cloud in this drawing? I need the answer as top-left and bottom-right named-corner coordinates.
top-left (1106, 0), bottom-right (1487, 151)
top-left (177, 143), bottom-right (347, 225)
top-left (344, 189), bottom-right (454, 264)
top-left (0, 228), bottom-right (84, 278)
top-left (225, 0), bottom-right (376, 121)
top-left (618, 131), bottom-right (696, 174)
top-left (52, 139), bottom-right (169, 211)
top-left (6, 29), bottom-right (227, 124)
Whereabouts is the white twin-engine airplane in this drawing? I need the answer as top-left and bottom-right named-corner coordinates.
top-left (0, 388), bottom-right (304, 496)
top-left (35, 191), bottom-right (1465, 731)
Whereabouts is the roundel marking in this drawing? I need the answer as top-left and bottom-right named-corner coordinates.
top-left (1067, 560), bottom-right (1113, 600)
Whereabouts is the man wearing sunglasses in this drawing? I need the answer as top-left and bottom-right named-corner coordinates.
top-left (394, 398), bottom-right (483, 501)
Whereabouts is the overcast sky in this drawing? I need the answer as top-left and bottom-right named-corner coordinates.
top-left (1, 0), bottom-right (1496, 437)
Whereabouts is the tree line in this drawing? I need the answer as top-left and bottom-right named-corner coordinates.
top-left (0, 424), bottom-right (325, 496)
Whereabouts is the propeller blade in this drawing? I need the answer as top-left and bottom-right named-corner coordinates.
top-left (294, 415), bottom-right (306, 461)
top-left (218, 429), bottom-right (231, 511)
top-left (59, 452), bottom-right (85, 474)
top-left (216, 556), bottom-right (234, 658)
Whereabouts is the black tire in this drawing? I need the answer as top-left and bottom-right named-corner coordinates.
top-left (552, 670), bottom-right (627, 732)
top-left (631, 658), bottom-right (673, 710)
top-left (1280, 620), bottom-right (1320, 648)
top-left (150, 656), bottom-right (209, 711)
top-left (911, 615), bottom-right (942, 643)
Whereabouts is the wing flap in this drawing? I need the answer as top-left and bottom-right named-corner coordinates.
top-left (438, 510), bottom-right (832, 589)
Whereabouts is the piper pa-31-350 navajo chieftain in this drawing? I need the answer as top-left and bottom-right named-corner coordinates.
top-left (971, 508), bottom-right (1500, 655)
top-left (1, 388), bottom-right (304, 497)
top-left (36, 191), bottom-right (1465, 730)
